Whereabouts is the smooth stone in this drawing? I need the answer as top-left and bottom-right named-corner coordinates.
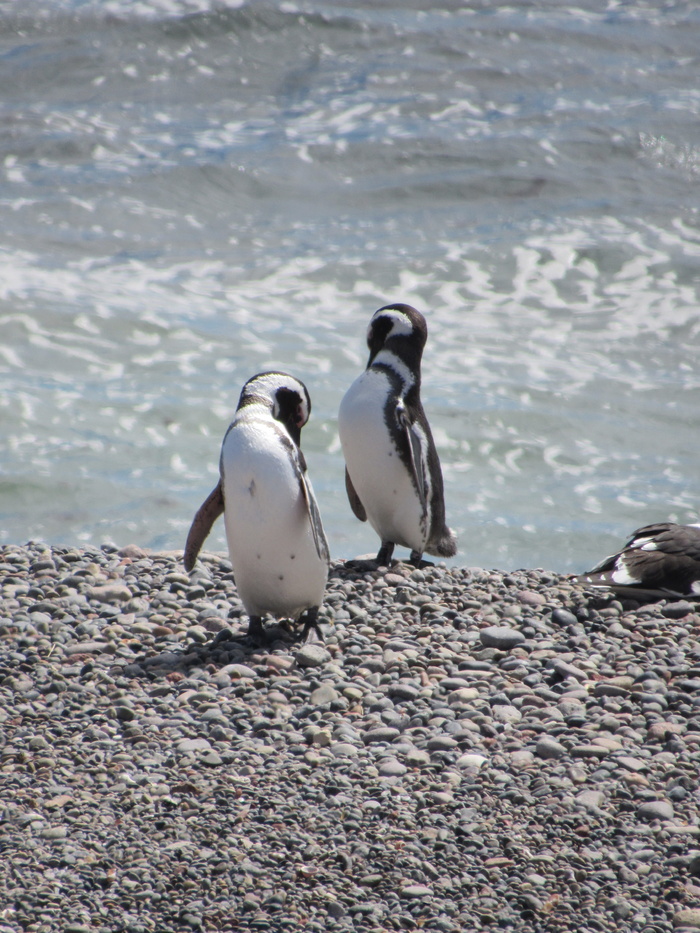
top-left (64, 642), bottom-right (108, 655)
top-left (295, 644), bottom-right (331, 668)
top-left (648, 721), bottom-right (684, 741)
top-left (310, 683), bottom-right (339, 705)
top-left (517, 590), bottom-right (547, 607)
top-left (456, 753), bottom-right (488, 770)
top-left (662, 601), bottom-right (694, 619)
top-left (378, 757), bottom-right (407, 777)
top-left (426, 735), bottom-right (458, 751)
top-left (201, 751), bottom-right (223, 766)
top-left (362, 727), bottom-right (400, 745)
top-left (617, 756), bottom-right (649, 773)
top-left (549, 659), bottom-right (588, 682)
top-left (88, 584), bottom-right (132, 603)
top-left (576, 790), bottom-right (605, 809)
top-left (673, 909), bottom-right (700, 929)
top-left (118, 544), bottom-right (148, 559)
top-left (591, 735), bottom-right (622, 751)
top-left (405, 748), bottom-right (431, 766)
top-left (570, 744), bottom-right (610, 759)
top-left (448, 686), bottom-right (480, 703)
top-left (637, 800), bottom-right (674, 821)
top-left (535, 736), bottom-right (567, 760)
top-left (510, 750), bottom-right (535, 769)
top-left (400, 885), bottom-right (433, 898)
top-left (492, 704), bottom-right (522, 723)
top-left (176, 738), bottom-right (212, 753)
top-left (221, 663), bottom-right (257, 679)
top-left (479, 626), bottom-right (526, 649)
top-left (330, 743), bottom-right (359, 758)
top-left (551, 608), bottom-right (578, 626)
top-left (387, 683), bottom-right (420, 701)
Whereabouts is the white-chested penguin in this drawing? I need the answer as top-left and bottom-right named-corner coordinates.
top-left (338, 303), bottom-right (457, 566)
top-left (183, 372), bottom-right (330, 644)
top-left (575, 522), bottom-right (700, 598)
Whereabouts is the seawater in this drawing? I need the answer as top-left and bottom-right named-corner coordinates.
top-left (1, 0), bottom-right (699, 573)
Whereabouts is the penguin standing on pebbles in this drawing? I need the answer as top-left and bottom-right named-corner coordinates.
top-left (338, 303), bottom-right (457, 566)
top-left (576, 522), bottom-right (700, 598)
top-left (184, 372), bottom-right (330, 644)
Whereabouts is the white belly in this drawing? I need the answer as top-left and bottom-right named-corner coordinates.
top-left (221, 422), bottom-right (327, 619)
top-left (338, 370), bottom-right (426, 552)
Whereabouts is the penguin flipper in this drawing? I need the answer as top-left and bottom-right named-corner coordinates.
top-left (184, 482), bottom-right (225, 571)
top-left (397, 403), bottom-right (427, 509)
top-left (345, 467), bottom-right (367, 522)
top-left (281, 432), bottom-right (330, 564)
top-left (300, 471), bottom-right (331, 563)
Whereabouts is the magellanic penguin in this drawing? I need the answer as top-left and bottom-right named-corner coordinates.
top-left (575, 522), bottom-right (700, 600)
top-left (183, 372), bottom-right (330, 644)
top-left (338, 303), bottom-right (457, 566)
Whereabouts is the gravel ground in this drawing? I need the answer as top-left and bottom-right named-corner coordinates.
top-left (1, 541), bottom-right (700, 933)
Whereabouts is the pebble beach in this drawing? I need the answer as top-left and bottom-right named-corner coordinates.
top-left (2, 542), bottom-right (700, 933)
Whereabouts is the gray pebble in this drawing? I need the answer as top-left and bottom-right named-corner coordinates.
top-left (310, 683), bottom-right (339, 705)
top-left (637, 800), bottom-right (674, 821)
top-left (295, 644), bottom-right (331, 668)
top-left (4, 543), bottom-right (698, 933)
top-left (535, 736), bottom-right (567, 759)
top-left (363, 727), bottom-right (401, 745)
top-left (479, 626), bottom-right (526, 649)
top-left (378, 757), bottom-right (407, 777)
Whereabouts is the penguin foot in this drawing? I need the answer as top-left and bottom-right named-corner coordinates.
top-left (299, 607), bottom-right (323, 644)
top-left (376, 542), bottom-right (395, 565)
top-left (409, 550), bottom-right (435, 568)
top-left (246, 616), bottom-right (269, 646)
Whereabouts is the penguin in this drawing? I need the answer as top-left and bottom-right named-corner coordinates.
top-left (576, 522), bottom-right (700, 598)
top-left (338, 303), bottom-right (457, 566)
top-left (183, 371), bottom-right (330, 644)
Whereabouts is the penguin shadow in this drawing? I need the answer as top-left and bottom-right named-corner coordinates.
top-left (127, 559), bottom-right (431, 681)
top-left (342, 556), bottom-right (436, 573)
top-left (125, 611), bottom-right (324, 682)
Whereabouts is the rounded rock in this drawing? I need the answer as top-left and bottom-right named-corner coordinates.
top-left (637, 799), bottom-right (674, 822)
top-left (295, 644), bottom-right (331, 668)
top-left (479, 626), bottom-right (526, 650)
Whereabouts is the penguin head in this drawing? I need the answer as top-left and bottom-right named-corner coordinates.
top-left (366, 304), bottom-right (428, 368)
top-left (238, 372), bottom-right (311, 445)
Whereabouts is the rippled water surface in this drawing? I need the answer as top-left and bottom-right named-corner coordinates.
top-left (1, 0), bottom-right (699, 572)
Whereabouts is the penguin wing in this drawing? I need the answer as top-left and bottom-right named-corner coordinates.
top-left (344, 466), bottom-right (367, 522)
top-left (282, 433), bottom-right (330, 564)
top-left (397, 402), bottom-right (427, 509)
top-left (301, 470), bottom-right (331, 563)
top-left (183, 482), bottom-right (225, 571)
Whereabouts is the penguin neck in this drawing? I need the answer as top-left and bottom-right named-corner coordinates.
top-left (234, 399), bottom-right (276, 426)
top-left (370, 348), bottom-right (421, 397)
top-left (234, 398), bottom-right (301, 443)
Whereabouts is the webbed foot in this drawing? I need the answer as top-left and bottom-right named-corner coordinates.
top-left (299, 607), bottom-right (323, 643)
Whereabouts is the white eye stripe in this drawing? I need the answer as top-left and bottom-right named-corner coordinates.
top-left (368, 310), bottom-right (415, 342)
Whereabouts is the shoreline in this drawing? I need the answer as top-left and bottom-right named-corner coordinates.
top-left (1, 542), bottom-right (699, 932)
